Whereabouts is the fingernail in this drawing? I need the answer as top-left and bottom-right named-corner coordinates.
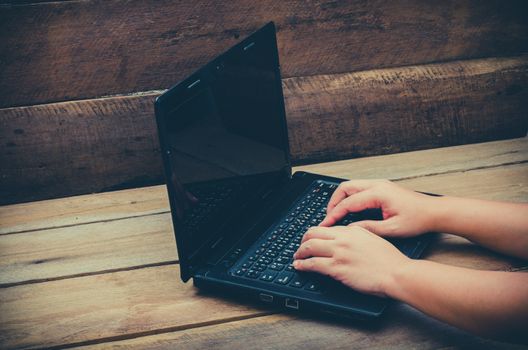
top-left (293, 260), bottom-right (299, 268)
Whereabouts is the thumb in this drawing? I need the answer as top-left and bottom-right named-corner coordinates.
top-left (350, 219), bottom-right (395, 237)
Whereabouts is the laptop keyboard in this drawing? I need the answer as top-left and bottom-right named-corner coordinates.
top-left (229, 180), bottom-right (418, 292)
top-left (229, 181), bottom-right (344, 292)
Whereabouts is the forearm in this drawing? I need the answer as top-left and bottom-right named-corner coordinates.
top-left (428, 196), bottom-right (528, 259)
top-left (385, 259), bottom-right (528, 341)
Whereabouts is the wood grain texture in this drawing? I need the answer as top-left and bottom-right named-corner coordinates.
top-left (294, 136), bottom-right (528, 182)
top-left (1, 137), bottom-right (526, 235)
top-left (0, 93), bottom-right (163, 205)
top-left (0, 253), bottom-right (524, 350)
top-left (77, 307), bottom-right (526, 350)
top-left (2, 57), bottom-right (527, 205)
top-left (398, 162), bottom-right (528, 203)
top-left (1, 159), bottom-right (527, 287)
top-left (2, 137), bottom-right (527, 233)
top-left (0, 213), bottom-right (177, 287)
top-left (0, 249), bottom-right (523, 350)
top-left (284, 56), bottom-right (528, 164)
top-left (0, 185), bottom-right (170, 235)
top-left (1, 0), bottom-right (527, 107)
top-left (1, 141), bottom-right (528, 349)
top-left (0, 265), bottom-right (271, 350)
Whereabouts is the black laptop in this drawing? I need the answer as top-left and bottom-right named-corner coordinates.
top-left (154, 22), bottom-right (432, 319)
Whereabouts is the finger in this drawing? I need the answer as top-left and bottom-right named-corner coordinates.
top-left (294, 238), bottom-right (335, 259)
top-left (350, 219), bottom-right (395, 236)
top-left (326, 179), bottom-right (380, 214)
top-left (300, 226), bottom-right (337, 244)
top-left (326, 188), bottom-right (348, 215)
top-left (293, 257), bottom-right (333, 275)
top-left (320, 189), bottom-right (380, 227)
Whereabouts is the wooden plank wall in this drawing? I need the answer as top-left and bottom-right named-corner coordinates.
top-left (1, 0), bottom-right (528, 205)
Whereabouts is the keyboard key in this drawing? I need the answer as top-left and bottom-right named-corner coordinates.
top-left (234, 268), bottom-right (247, 276)
top-left (274, 272), bottom-right (293, 285)
top-left (257, 257), bottom-right (272, 265)
top-left (289, 275), bottom-right (306, 288)
top-left (282, 249), bottom-right (295, 257)
top-left (253, 263), bottom-right (267, 272)
top-left (269, 262), bottom-right (285, 271)
top-left (246, 269), bottom-right (261, 279)
top-left (276, 256), bottom-right (291, 264)
top-left (260, 272), bottom-right (277, 282)
top-left (304, 282), bottom-right (321, 292)
top-left (264, 250), bottom-right (278, 258)
top-left (288, 242), bottom-right (299, 250)
top-left (271, 242), bottom-right (283, 249)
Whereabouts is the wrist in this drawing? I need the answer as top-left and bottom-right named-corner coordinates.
top-left (423, 195), bottom-right (450, 233)
top-left (381, 257), bottom-right (418, 300)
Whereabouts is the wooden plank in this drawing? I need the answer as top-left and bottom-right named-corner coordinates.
top-left (0, 265), bottom-right (271, 350)
top-left (2, 57), bottom-right (527, 205)
top-left (1, 137), bottom-right (526, 235)
top-left (1, 0), bottom-right (527, 107)
top-left (0, 213), bottom-right (177, 287)
top-left (284, 56), bottom-right (528, 164)
top-left (77, 307), bottom-right (525, 350)
top-left (1, 163), bottom-right (526, 287)
top-left (0, 94), bottom-right (164, 206)
top-left (295, 136), bottom-right (528, 182)
top-left (0, 251), bottom-right (523, 350)
top-left (398, 161), bottom-right (528, 203)
top-left (0, 185), bottom-right (170, 235)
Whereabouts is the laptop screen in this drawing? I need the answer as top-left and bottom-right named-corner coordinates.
top-left (155, 23), bottom-right (290, 271)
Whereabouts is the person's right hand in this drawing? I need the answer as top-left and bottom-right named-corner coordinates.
top-left (319, 179), bottom-right (437, 238)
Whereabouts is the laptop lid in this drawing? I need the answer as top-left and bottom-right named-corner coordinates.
top-left (154, 22), bottom-right (291, 281)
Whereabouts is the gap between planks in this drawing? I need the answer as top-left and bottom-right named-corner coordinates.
top-left (0, 259), bottom-right (178, 289)
top-left (1, 158), bottom-right (524, 236)
top-left (1, 162), bottom-right (527, 289)
top-left (38, 312), bottom-right (277, 350)
top-left (1, 137), bottom-right (527, 236)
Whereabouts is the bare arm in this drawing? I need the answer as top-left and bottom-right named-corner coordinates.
top-left (293, 226), bottom-right (528, 342)
top-left (320, 179), bottom-right (528, 259)
top-left (294, 179), bottom-right (528, 341)
top-left (431, 196), bottom-right (528, 259)
top-left (389, 259), bottom-right (528, 341)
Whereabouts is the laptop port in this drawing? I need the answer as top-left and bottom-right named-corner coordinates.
top-left (285, 298), bottom-right (299, 310)
top-left (259, 293), bottom-right (273, 303)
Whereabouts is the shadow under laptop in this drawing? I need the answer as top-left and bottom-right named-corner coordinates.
top-left (194, 285), bottom-right (384, 333)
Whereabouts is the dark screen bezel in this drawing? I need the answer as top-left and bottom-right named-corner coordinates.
top-left (154, 22), bottom-right (292, 282)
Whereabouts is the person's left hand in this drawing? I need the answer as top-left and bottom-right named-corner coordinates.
top-left (293, 226), bottom-right (410, 297)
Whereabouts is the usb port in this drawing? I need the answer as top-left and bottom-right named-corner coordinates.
top-left (259, 293), bottom-right (273, 303)
top-left (285, 298), bottom-right (299, 310)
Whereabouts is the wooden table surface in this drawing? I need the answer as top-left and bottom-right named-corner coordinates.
top-left (1, 138), bottom-right (528, 350)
